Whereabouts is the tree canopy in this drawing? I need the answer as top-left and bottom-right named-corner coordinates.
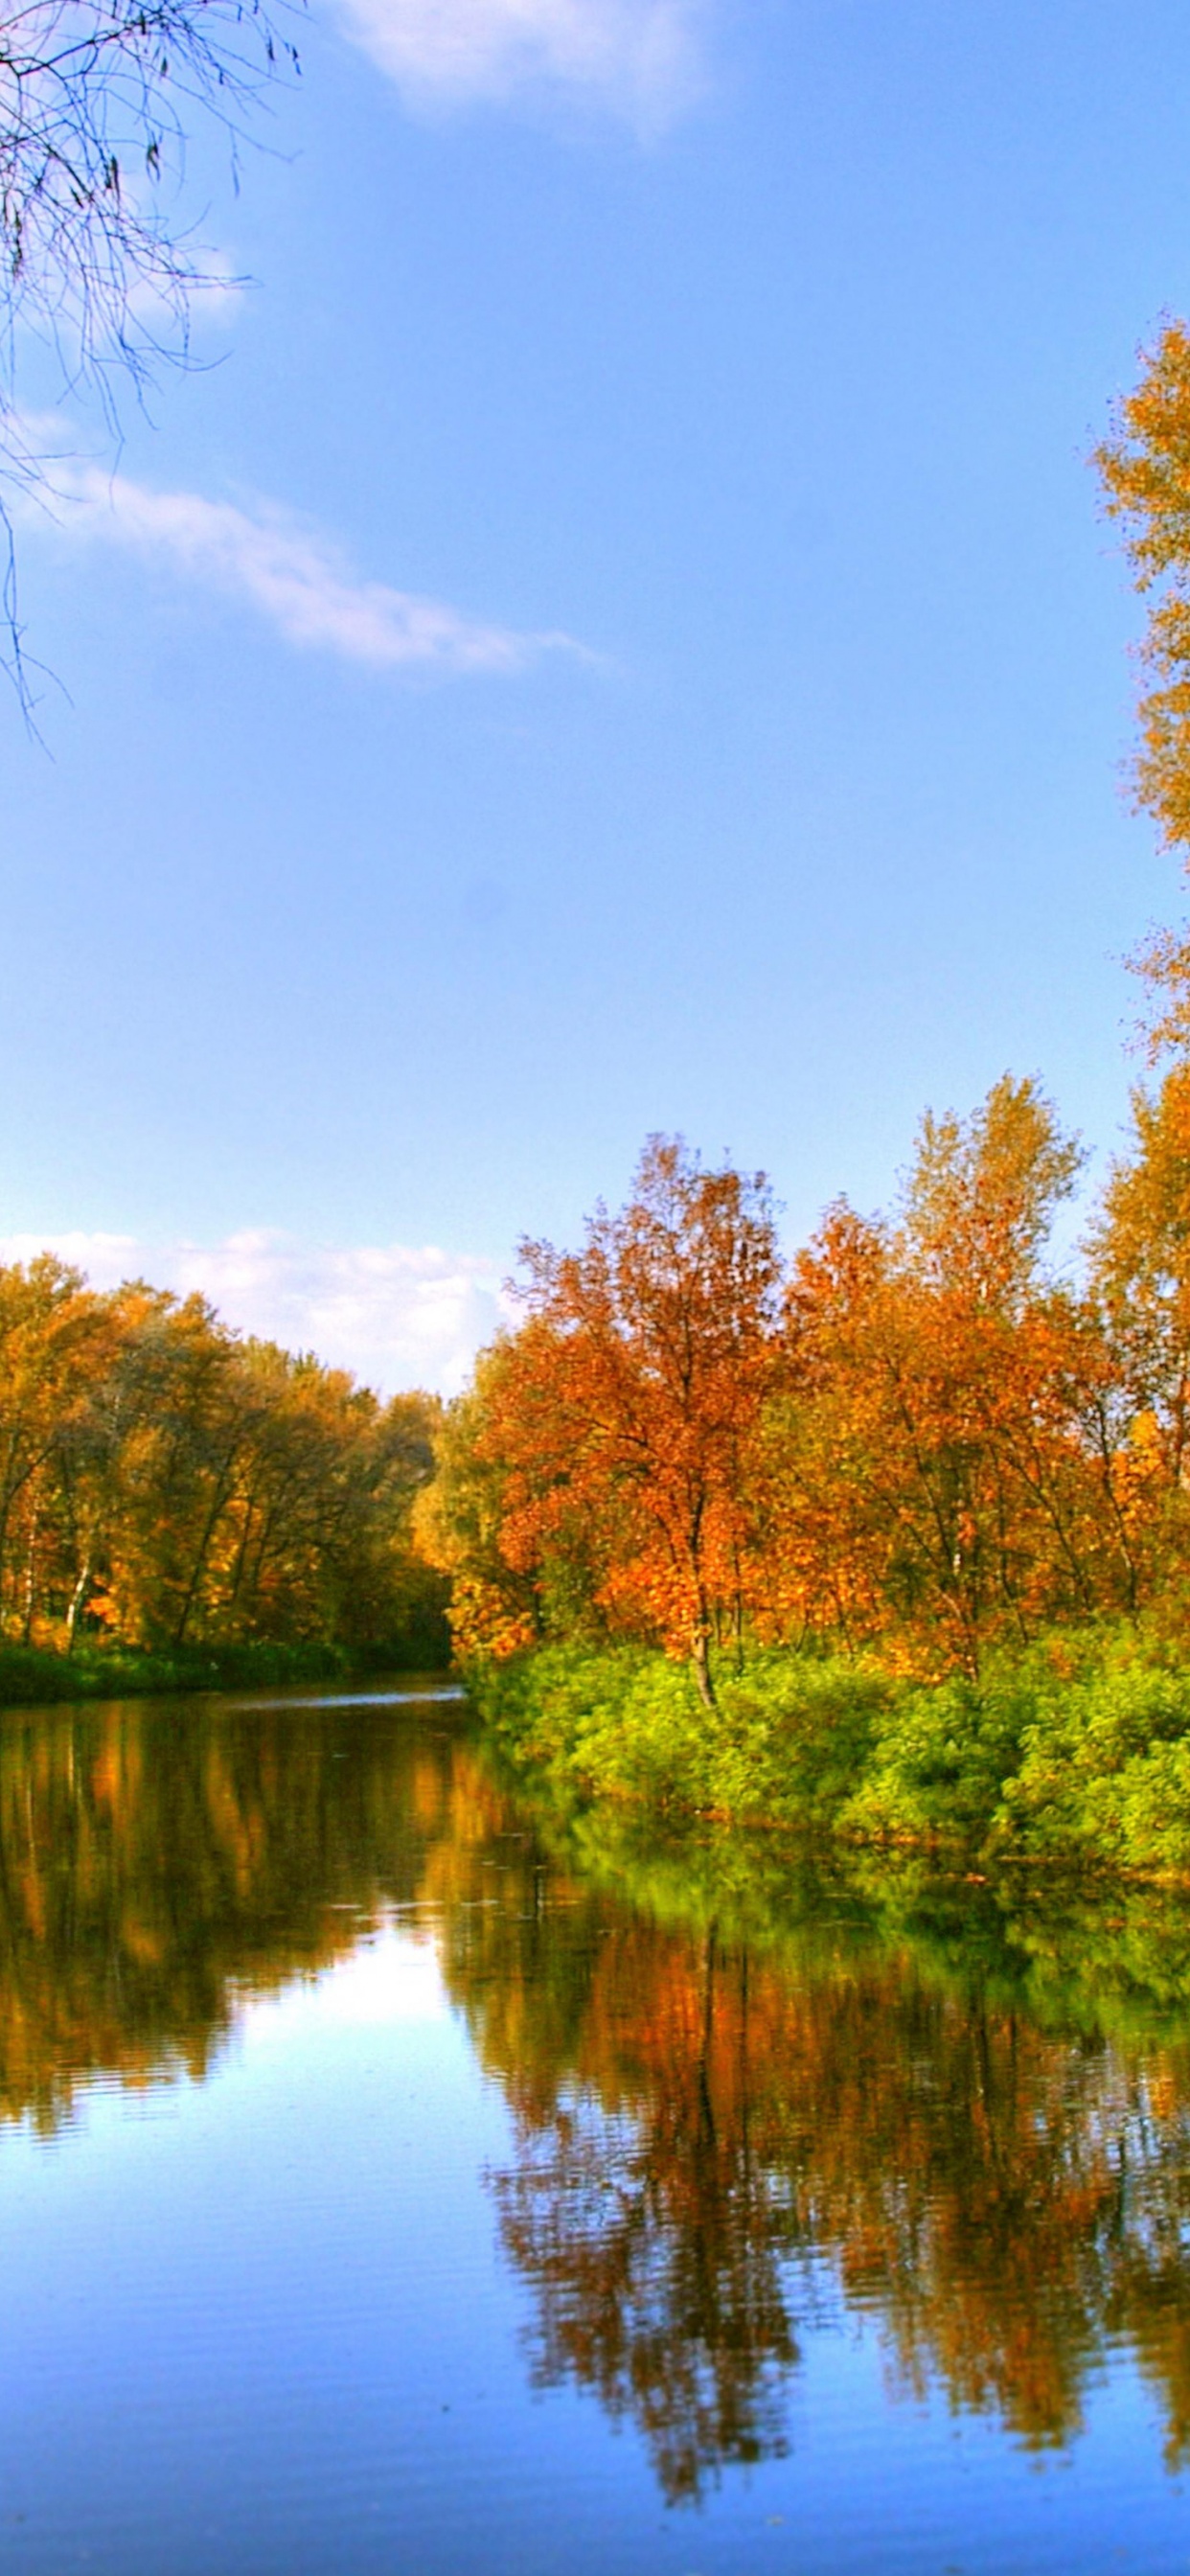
top-left (0, 1254), bottom-right (445, 1658)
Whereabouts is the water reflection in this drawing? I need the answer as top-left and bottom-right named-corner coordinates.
top-left (0, 1688), bottom-right (474, 2130)
top-left (489, 1930), bottom-right (804, 2500)
top-left (485, 1922), bottom-right (1190, 2492)
top-left (4, 1690), bottom-right (1190, 2501)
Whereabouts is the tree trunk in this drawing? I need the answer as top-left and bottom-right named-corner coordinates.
top-left (20, 1502), bottom-right (38, 1644)
top-left (692, 1624), bottom-right (717, 1710)
top-left (173, 1450), bottom-right (240, 1645)
top-left (65, 1552), bottom-right (93, 1652)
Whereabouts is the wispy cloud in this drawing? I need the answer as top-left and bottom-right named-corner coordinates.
top-left (332, 0), bottom-right (707, 127)
top-left (0, 1230), bottom-right (513, 1395)
top-left (27, 455), bottom-right (578, 675)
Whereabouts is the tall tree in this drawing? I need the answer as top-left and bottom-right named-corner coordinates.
top-left (1087, 1061), bottom-right (1190, 1586)
top-left (486, 1138), bottom-right (782, 1704)
top-left (770, 1081), bottom-right (1125, 1668)
top-left (0, 1255), bottom-right (103, 1637)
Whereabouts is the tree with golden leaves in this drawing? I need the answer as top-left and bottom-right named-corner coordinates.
top-left (0, 1255), bottom-right (446, 1658)
top-left (768, 1080), bottom-right (1129, 1668)
top-left (1097, 320), bottom-right (1190, 867)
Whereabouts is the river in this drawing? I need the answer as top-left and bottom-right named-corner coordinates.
top-left (0, 1679), bottom-right (1188, 2570)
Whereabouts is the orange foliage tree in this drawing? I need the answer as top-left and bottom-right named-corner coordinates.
top-left (431, 1138), bottom-right (781, 1704)
top-left (438, 1089), bottom-right (1152, 1689)
top-left (1096, 318), bottom-right (1190, 867)
top-left (763, 1080), bottom-right (1133, 1671)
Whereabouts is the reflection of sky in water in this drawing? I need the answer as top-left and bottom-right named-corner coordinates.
top-left (0, 1913), bottom-right (1184, 2576)
top-left (236, 1920), bottom-right (450, 2038)
top-left (225, 1687), bottom-right (467, 1712)
top-left (0, 1696), bottom-right (1188, 2572)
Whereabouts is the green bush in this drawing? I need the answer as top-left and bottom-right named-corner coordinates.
top-left (467, 1624), bottom-right (1190, 1881)
top-left (996, 1641), bottom-right (1190, 1871)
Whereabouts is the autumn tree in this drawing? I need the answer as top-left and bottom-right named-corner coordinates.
top-left (1086, 1062), bottom-right (1190, 1603)
top-left (0, 1254), bottom-right (104, 1638)
top-left (429, 1099), bottom-right (1151, 1685)
top-left (768, 1080), bottom-right (1129, 1669)
top-left (416, 1341), bottom-right (564, 1664)
top-left (52, 1276), bottom-right (181, 1647)
top-left (899, 1074), bottom-right (1083, 1309)
top-left (0, 1254), bottom-right (446, 1661)
top-left (500, 1139), bottom-right (781, 1706)
top-left (1096, 320), bottom-right (1190, 867)
top-left (429, 1141), bottom-right (783, 1702)
top-left (891, 1078), bottom-right (1133, 1635)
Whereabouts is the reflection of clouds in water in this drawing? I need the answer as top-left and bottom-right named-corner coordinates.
top-left (0, 1229), bottom-right (514, 1394)
top-left (227, 1688), bottom-right (466, 1712)
top-left (238, 1924), bottom-right (448, 2044)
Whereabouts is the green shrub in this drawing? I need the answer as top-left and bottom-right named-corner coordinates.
top-left (997, 1641), bottom-right (1190, 1871)
top-left (468, 1622), bottom-right (1190, 1881)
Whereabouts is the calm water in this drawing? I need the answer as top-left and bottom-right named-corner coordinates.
top-left (1, 1686), bottom-right (1190, 2572)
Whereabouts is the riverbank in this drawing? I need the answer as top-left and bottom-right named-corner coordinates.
top-left (0, 1635), bottom-right (450, 1709)
top-left (467, 1628), bottom-right (1190, 1878)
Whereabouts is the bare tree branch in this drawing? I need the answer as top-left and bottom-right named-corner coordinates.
top-left (0, 0), bottom-right (299, 711)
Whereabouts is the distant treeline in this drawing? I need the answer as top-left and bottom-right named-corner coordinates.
top-left (0, 1260), bottom-right (447, 1676)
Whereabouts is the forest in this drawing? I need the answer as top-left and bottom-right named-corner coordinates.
top-left (0, 1260), bottom-right (448, 1692)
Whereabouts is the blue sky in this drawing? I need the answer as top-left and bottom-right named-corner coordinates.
top-left (2, 0), bottom-right (1188, 1388)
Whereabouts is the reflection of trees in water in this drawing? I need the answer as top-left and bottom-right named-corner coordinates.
top-left (6, 1703), bottom-right (1190, 2492)
top-left (492, 1938), bottom-right (802, 2501)
top-left (435, 1825), bottom-right (1190, 2497)
top-left (0, 1696), bottom-right (472, 2129)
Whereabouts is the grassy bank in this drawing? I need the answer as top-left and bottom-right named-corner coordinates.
top-left (0, 1634), bottom-right (450, 1710)
top-left (467, 1628), bottom-right (1190, 1878)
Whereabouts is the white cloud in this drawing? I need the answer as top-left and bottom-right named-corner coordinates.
top-left (332, 0), bottom-right (706, 126)
top-left (26, 457), bottom-right (578, 676)
top-left (0, 1230), bottom-right (514, 1395)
